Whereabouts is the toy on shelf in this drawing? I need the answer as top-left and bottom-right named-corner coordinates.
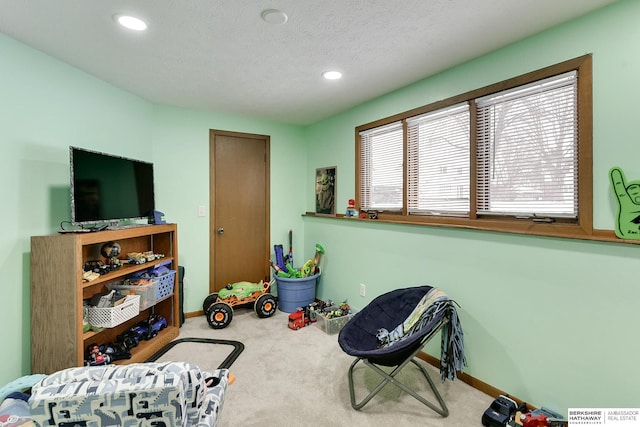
top-left (202, 279), bottom-right (277, 329)
top-left (345, 199), bottom-right (359, 218)
top-left (126, 251), bottom-right (165, 264)
top-left (114, 314), bottom-right (168, 351)
top-left (101, 241), bottom-right (122, 269)
top-left (86, 344), bottom-right (110, 366)
top-left (83, 260), bottom-right (118, 275)
top-left (135, 314), bottom-right (168, 340)
top-left (84, 341), bottom-right (131, 366)
top-left (358, 210), bottom-right (378, 219)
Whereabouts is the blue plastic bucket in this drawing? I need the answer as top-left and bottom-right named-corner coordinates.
top-left (274, 271), bottom-right (320, 313)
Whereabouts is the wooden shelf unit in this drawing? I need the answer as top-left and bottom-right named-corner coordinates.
top-left (30, 224), bottom-right (180, 374)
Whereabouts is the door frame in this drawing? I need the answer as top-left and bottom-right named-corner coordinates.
top-left (209, 129), bottom-right (271, 293)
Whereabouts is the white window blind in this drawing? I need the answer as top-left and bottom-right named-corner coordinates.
top-left (359, 122), bottom-right (403, 210)
top-left (407, 103), bottom-right (470, 215)
top-left (476, 71), bottom-right (578, 218)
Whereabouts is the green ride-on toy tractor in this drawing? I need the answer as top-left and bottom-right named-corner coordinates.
top-left (202, 279), bottom-right (277, 329)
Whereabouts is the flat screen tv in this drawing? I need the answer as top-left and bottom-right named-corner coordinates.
top-left (70, 146), bottom-right (155, 226)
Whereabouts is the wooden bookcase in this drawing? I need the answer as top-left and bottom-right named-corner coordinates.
top-left (30, 224), bottom-right (180, 374)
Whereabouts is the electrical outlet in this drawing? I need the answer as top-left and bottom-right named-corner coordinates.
top-left (359, 283), bottom-right (366, 297)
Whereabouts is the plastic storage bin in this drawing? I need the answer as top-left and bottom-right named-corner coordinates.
top-left (87, 295), bottom-right (140, 328)
top-left (274, 271), bottom-right (320, 313)
top-left (316, 310), bottom-right (356, 335)
top-left (154, 270), bottom-right (176, 301)
top-left (108, 282), bottom-right (155, 310)
top-left (108, 270), bottom-right (175, 311)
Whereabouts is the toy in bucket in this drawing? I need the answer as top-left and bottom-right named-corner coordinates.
top-left (269, 242), bottom-right (325, 313)
top-left (270, 243), bottom-right (324, 279)
top-left (311, 243), bottom-right (324, 275)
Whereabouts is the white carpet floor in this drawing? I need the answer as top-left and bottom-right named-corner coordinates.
top-left (166, 309), bottom-right (494, 426)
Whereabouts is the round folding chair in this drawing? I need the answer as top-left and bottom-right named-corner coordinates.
top-left (338, 285), bottom-right (465, 416)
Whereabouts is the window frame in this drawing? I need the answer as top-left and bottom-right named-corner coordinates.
top-left (355, 55), bottom-right (593, 239)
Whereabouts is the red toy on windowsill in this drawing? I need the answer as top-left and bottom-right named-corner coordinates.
top-left (346, 199), bottom-right (359, 218)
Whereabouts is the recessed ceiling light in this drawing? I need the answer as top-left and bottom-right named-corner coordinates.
top-left (114, 14), bottom-right (148, 31)
top-left (322, 71), bottom-right (343, 80)
top-left (261, 9), bottom-right (288, 25)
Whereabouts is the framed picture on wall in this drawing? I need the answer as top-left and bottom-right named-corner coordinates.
top-left (315, 166), bottom-right (336, 215)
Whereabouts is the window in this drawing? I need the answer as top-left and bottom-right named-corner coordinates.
top-left (359, 122), bottom-right (403, 210)
top-left (475, 71), bottom-right (578, 219)
top-left (355, 55), bottom-right (592, 238)
top-left (407, 103), bottom-right (470, 216)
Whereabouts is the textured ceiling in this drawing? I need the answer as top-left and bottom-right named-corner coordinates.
top-left (0, 0), bottom-right (619, 125)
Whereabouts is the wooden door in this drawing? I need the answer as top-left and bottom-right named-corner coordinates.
top-left (209, 130), bottom-right (270, 293)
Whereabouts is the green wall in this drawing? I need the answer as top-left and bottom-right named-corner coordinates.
top-left (0, 33), bottom-right (306, 385)
top-left (1, 0), bottom-right (638, 416)
top-left (150, 106), bottom-right (307, 313)
top-left (305, 0), bottom-right (640, 412)
top-left (1, 33), bottom-right (155, 385)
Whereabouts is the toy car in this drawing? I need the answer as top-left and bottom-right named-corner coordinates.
top-left (148, 314), bottom-right (168, 336)
top-left (85, 342), bottom-right (131, 366)
top-left (482, 395), bottom-right (518, 427)
top-left (116, 329), bottom-right (141, 349)
top-left (203, 279), bottom-right (277, 329)
top-left (120, 314), bottom-right (168, 345)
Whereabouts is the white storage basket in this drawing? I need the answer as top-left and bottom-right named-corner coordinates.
top-left (87, 295), bottom-right (140, 328)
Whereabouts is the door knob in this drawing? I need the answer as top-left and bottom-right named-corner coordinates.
top-left (217, 227), bottom-right (224, 235)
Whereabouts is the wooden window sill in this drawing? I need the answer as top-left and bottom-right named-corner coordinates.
top-left (303, 212), bottom-right (636, 245)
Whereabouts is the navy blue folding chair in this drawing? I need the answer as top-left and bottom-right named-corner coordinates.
top-left (338, 286), bottom-right (465, 415)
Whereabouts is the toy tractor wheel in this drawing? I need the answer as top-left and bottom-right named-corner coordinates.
top-left (206, 302), bottom-right (233, 329)
top-left (254, 293), bottom-right (277, 318)
top-left (202, 293), bottom-right (219, 313)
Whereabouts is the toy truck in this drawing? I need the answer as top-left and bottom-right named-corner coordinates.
top-left (482, 395), bottom-right (518, 427)
top-left (288, 305), bottom-right (316, 330)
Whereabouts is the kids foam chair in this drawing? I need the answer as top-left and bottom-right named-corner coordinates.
top-left (338, 285), bottom-right (466, 415)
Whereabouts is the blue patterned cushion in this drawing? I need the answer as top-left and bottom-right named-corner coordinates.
top-left (29, 362), bottom-right (229, 427)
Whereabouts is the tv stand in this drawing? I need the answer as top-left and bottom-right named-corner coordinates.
top-left (31, 224), bottom-right (179, 374)
top-left (106, 223), bottom-right (150, 231)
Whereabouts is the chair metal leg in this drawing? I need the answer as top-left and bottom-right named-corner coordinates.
top-left (347, 351), bottom-right (449, 416)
